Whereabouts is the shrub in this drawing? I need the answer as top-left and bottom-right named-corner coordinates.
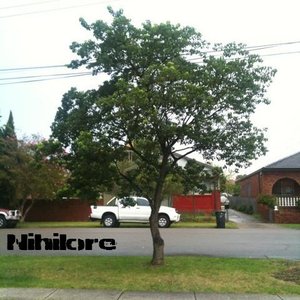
top-left (258, 194), bottom-right (277, 208)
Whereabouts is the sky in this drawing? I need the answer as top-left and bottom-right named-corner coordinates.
top-left (1, 0), bottom-right (300, 177)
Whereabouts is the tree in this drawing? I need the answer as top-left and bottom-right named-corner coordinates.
top-left (13, 137), bottom-right (68, 220)
top-left (3, 111), bottom-right (17, 140)
top-left (0, 113), bottom-right (67, 215)
top-left (0, 112), bottom-right (18, 208)
top-left (51, 8), bottom-right (276, 265)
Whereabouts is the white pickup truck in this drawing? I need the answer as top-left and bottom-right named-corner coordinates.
top-left (0, 208), bottom-right (21, 228)
top-left (90, 196), bottom-right (180, 228)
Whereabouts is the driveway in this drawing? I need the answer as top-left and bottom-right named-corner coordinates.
top-left (228, 209), bottom-right (279, 229)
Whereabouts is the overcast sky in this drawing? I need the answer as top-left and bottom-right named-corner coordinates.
top-left (1, 0), bottom-right (300, 176)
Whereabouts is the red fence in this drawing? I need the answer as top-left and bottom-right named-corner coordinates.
top-left (25, 198), bottom-right (104, 222)
top-left (172, 191), bottom-right (221, 214)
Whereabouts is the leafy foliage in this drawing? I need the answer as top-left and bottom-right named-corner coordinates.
top-left (258, 194), bottom-right (277, 208)
top-left (0, 112), bottom-right (18, 208)
top-left (0, 114), bottom-right (67, 217)
top-left (52, 7), bottom-right (276, 265)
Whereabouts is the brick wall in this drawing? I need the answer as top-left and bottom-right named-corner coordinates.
top-left (261, 171), bottom-right (300, 195)
top-left (239, 173), bottom-right (260, 197)
top-left (274, 207), bottom-right (300, 224)
top-left (258, 204), bottom-right (300, 224)
top-left (257, 204), bottom-right (273, 222)
top-left (239, 171), bottom-right (300, 197)
top-left (25, 198), bottom-right (104, 222)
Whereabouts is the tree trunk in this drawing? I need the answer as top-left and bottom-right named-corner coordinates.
top-left (20, 198), bottom-right (34, 222)
top-left (149, 154), bottom-right (169, 266)
top-left (150, 209), bottom-right (164, 265)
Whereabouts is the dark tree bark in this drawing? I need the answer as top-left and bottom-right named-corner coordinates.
top-left (150, 210), bottom-right (164, 265)
top-left (149, 154), bottom-right (168, 265)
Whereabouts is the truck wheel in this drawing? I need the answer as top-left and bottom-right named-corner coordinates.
top-left (158, 214), bottom-right (170, 228)
top-left (0, 216), bottom-right (7, 228)
top-left (103, 214), bottom-right (117, 227)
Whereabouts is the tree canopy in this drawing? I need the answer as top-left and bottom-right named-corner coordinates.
top-left (0, 114), bottom-right (67, 218)
top-left (0, 112), bottom-right (18, 208)
top-left (51, 8), bottom-right (276, 265)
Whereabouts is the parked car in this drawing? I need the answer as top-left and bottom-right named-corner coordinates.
top-left (221, 193), bottom-right (231, 204)
top-left (90, 196), bottom-right (180, 228)
top-left (0, 208), bottom-right (21, 228)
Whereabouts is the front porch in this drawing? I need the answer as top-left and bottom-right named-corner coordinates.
top-left (272, 196), bottom-right (300, 224)
top-left (276, 196), bottom-right (300, 207)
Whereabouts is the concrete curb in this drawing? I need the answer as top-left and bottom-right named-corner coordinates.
top-left (0, 288), bottom-right (299, 300)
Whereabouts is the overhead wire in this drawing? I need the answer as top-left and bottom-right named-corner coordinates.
top-left (0, 0), bottom-right (59, 11)
top-left (0, 64), bottom-right (67, 72)
top-left (260, 50), bottom-right (300, 58)
top-left (0, 71), bottom-right (91, 81)
top-left (0, 40), bottom-right (300, 85)
top-left (0, 0), bottom-right (120, 19)
top-left (186, 40), bottom-right (300, 62)
top-left (1, 39), bottom-right (299, 71)
top-left (0, 72), bottom-right (92, 86)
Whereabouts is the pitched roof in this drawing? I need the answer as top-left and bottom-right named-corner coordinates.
top-left (263, 151), bottom-right (300, 169)
top-left (236, 151), bottom-right (300, 182)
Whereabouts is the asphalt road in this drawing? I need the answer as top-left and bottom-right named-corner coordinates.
top-left (1, 227), bottom-right (299, 260)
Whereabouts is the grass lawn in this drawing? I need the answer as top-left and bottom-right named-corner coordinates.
top-left (17, 214), bottom-right (238, 229)
top-left (1, 256), bottom-right (299, 294)
top-left (18, 220), bottom-right (237, 229)
top-left (280, 224), bottom-right (300, 230)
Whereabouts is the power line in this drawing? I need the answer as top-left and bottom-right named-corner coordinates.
top-left (0, 0), bottom-right (58, 10)
top-left (0, 71), bottom-right (91, 81)
top-left (0, 64), bottom-right (67, 72)
top-left (187, 40), bottom-right (300, 62)
top-left (0, 0), bottom-right (120, 19)
top-left (261, 50), bottom-right (300, 58)
top-left (187, 50), bottom-right (300, 66)
top-left (1, 48), bottom-right (299, 85)
top-left (0, 72), bottom-right (93, 86)
top-left (246, 40), bottom-right (300, 50)
top-left (1, 40), bottom-right (300, 85)
top-left (2, 40), bottom-right (299, 72)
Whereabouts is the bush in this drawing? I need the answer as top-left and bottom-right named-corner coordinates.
top-left (258, 195), bottom-right (277, 208)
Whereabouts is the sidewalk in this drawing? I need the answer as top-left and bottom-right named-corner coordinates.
top-left (0, 288), bottom-right (299, 300)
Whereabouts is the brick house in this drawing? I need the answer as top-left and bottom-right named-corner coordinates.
top-left (237, 152), bottom-right (300, 223)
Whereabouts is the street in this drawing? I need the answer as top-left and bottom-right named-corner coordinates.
top-left (1, 227), bottom-right (299, 260)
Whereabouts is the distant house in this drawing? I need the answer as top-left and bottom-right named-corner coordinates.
top-left (238, 152), bottom-right (300, 197)
top-left (174, 153), bottom-right (216, 192)
top-left (237, 152), bottom-right (300, 223)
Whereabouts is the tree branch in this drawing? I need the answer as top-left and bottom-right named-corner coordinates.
top-left (114, 161), bottom-right (143, 195)
top-left (127, 139), bottom-right (159, 170)
top-left (170, 147), bottom-right (198, 168)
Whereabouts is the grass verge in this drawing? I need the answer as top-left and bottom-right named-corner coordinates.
top-left (280, 224), bottom-right (300, 230)
top-left (1, 256), bottom-right (299, 294)
top-left (18, 221), bottom-right (237, 229)
top-left (18, 214), bottom-right (238, 229)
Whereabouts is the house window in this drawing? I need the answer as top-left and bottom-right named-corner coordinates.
top-left (272, 178), bottom-right (300, 196)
